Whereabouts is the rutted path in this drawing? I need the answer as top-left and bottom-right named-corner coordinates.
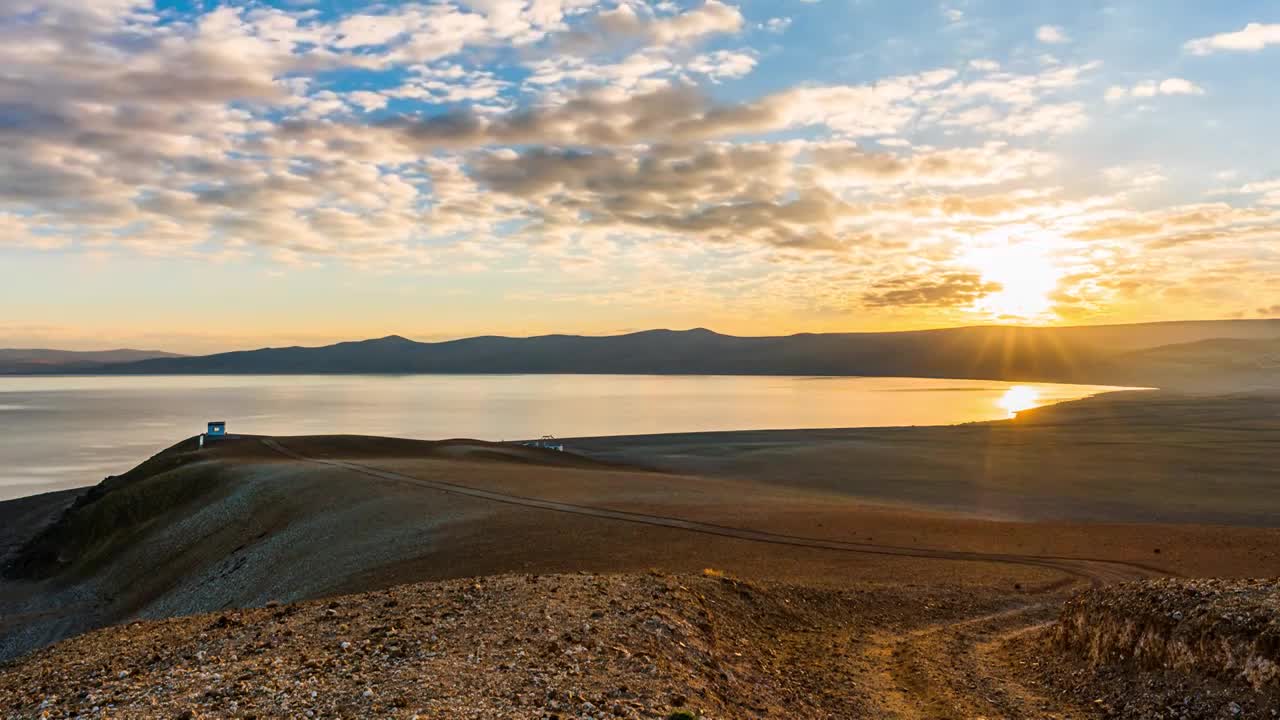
top-left (858, 603), bottom-right (1075, 719)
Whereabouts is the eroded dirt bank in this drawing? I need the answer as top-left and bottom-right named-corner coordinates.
top-left (1032, 578), bottom-right (1280, 719)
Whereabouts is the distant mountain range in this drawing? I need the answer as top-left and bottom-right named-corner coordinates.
top-left (0, 349), bottom-right (183, 375)
top-left (5, 319), bottom-right (1278, 390)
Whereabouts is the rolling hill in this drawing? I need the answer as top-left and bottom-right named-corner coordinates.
top-left (0, 348), bottom-right (182, 374)
top-left (23, 319), bottom-right (1280, 389)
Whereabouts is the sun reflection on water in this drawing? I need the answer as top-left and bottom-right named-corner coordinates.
top-left (997, 385), bottom-right (1041, 416)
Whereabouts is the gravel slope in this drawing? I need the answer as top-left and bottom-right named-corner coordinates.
top-left (0, 571), bottom-right (1059, 719)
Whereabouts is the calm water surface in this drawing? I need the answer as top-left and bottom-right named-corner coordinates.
top-left (0, 374), bottom-right (1125, 500)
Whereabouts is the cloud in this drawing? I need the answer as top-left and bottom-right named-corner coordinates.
top-left (1158, 78), bottom-right (1205, 95)
top-left (810, 141), bottom-right (1055, 187)
top-left (1237, 179), bottom-right (1280, 205)
top-left (1102, 164), bottom-right (1167, 189)
top-left (467, 143), bottom-right (862, 249)
top-left (763, 17), bottom-right (791, 33)
top-left (932, 61), bottom-right (1101, 109)
top-left (1107, 78), bottom-right (1205, 101)
top-left (289, 67), bottom-right (972, 152)
top-left (558, 1), bottom-right (744, 53)
top-left (1102, 86), bottom-right (1129, 103)
top-left (1036, 25), bottom-right (1069, 44)
top-left (0, 212), bottom-right (70, 250)
top-left (0, 0), bottom-right (1108, 272)
top-left (387, 64), bottom-right (512, 105)
top-left (346, 91), bottom-right (389, 112)
top-left (332, 13), bottom-right (413, 48)
top-left (524, 50), bottom-right (674, 91)
top-left (361, 84), bottom-right (786, 147)
top-left (1185, 22), bottom-right (1280, 55)
top-left (862, 273), bottom-right (1000, 308)
top-left (686, 50), bottom-right (758, 81)
top-left (632, 0), bottom-right (745, 45)
top-left (985, 102), bottom-right (1088, 136)
top-left (462, 137), bottom-right (1060, 253)
top-left (1068, 203), bottom-right (1280, 247)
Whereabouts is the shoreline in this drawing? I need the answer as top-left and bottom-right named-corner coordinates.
top-left (0, 375), bottom-right (1139, 503)
top-left (3, 389), bottom-right (1277, 526)
top-left (565, 390), bottom-right (1280, 527)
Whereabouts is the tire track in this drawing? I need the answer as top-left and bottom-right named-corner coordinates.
top-left (861, 603), bottom-right (1073, 719)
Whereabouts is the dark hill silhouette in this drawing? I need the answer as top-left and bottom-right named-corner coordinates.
top-left (1102, 337), bottom-right (1280, 389)
top-left (0, 348), bottom-right (182, 374)
top-left (10, 320), bottom-right (1280, 389)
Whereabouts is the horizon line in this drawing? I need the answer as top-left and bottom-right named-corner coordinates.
top-left (5, 316), bottom-right (1278, 355)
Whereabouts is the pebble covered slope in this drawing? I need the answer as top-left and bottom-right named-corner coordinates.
top-left (0, 571), bottom-right (1003, 719)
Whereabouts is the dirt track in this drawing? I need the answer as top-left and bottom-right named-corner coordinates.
top-left (263, 437), bottom-right (1167, 586)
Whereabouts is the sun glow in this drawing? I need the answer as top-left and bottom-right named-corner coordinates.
top-left (997, 385), bottom-right (1041, 416)
top-left (963, 241), bottom-right (1065, 320)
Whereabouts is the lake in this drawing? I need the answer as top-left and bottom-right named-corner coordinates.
top-left (0, 374), bottom-right (1127, 501)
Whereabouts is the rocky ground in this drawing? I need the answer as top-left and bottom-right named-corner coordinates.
top-left (0, 571), bottom-right (1032, 719)
top-left (1013, 578), bottom-right (1280, 719)
top-left (12, 571), bottom-right (1280, 719)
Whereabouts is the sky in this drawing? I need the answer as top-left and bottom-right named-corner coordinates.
top-left (2, 0), bottom-right (1279, 353)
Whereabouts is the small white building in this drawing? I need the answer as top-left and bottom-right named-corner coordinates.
top-left (522, 434), bottom-right (564, 452)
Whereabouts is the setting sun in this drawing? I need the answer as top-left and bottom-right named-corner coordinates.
top-left (997, 385), bottom-right (1041, 416)
top-left (963, 242), bottom-right (1065, 321)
